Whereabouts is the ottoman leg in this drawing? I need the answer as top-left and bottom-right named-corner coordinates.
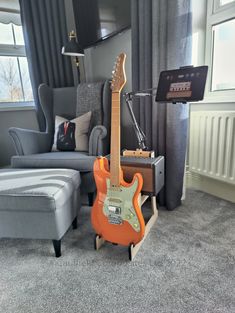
top-left (52, 240), bottom-right (61, 258)
top-left (72, 216), bottom-right (78, 229)
top-left (88, 192), bottom-right (94, 206)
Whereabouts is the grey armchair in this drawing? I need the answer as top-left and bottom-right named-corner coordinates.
top-left (9, 80), bottom-right (111, 205)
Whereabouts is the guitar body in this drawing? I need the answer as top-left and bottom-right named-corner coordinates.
top-left (91, 157), bottom-right (145, 246)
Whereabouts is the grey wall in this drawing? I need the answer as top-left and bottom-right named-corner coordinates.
top-left (0, 108), bottom-right (38, 167)
top-left (84, 29), bottom-right (136, 149)
top-left (84, 29), bottom-right (132, 91)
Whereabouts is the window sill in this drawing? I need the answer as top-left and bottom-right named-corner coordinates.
top-left (0, 101), bottom-right (35, 112)
top-left (203, 93), bottom-right (235, 104)
top-left (190, 89), bottom-right (235, 105)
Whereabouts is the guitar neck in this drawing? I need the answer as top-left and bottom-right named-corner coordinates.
top-left (110, 91), bottom-right (121, 187)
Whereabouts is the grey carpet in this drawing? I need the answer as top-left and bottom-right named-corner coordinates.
top-left (0, 189), bottom-right (234, 313)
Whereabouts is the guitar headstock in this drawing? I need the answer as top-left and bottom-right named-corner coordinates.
top-left (111, 53), bottom-right (127, 93)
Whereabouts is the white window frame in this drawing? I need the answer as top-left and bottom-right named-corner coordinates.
top-left (204, 0), bottom-right (235, 103)
top-left (0, 9), bottom-right (34, 110)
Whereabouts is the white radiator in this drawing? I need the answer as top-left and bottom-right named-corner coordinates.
top-left (189, 111), bottom-right (235, 185)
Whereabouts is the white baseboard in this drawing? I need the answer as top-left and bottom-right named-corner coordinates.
top-left (186, 171), bottom-right (235, 203)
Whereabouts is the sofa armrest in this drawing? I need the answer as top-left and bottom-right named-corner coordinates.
top-left (9, 127), bottom-right (52, 156)
top-left (89, 125), bottom-right (107, 156)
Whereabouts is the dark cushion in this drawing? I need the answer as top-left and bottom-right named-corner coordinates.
top-left (11, 152), bottom-right (96, 172)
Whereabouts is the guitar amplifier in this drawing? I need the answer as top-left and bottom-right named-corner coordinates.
top-left (120, 155), bottom-right (164, 196)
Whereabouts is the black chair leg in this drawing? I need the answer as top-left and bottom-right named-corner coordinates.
top-left (88, 192), bottom-right (94, 206)
top-left (72, 216), bottom-right (78, 229)
top-left (52, 240), bottom-right (61, 258)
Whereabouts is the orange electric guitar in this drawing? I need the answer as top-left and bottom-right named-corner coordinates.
top-left (91, 53), bottom-right (145, 246)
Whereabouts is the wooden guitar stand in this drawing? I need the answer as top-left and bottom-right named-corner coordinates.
top-left (129, 194), bottom-right (158, 260)
top-left (94, 194), bottom-right (158, 261)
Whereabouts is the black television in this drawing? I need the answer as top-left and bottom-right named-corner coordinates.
top-left (73, 0), bottom-right (131, 49)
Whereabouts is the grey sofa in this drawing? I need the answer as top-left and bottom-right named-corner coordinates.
top-left (9, 81), bottom-right (111, 205)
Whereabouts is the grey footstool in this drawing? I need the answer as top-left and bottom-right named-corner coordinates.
top-left (0, 168), bottom-right (81, 257)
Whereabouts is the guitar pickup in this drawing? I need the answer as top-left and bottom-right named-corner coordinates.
top-left (108, 205), bottom-right (121, 215)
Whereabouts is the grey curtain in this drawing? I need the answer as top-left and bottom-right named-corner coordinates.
top-left (19, 0), bottom-right (74, 131)
top-left (132, 0), bottom-right (192, 210)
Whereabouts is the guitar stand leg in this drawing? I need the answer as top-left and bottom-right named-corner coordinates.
top-left (94, 234), bottom-right (105, 250)
top-left (128, 196), bottom-right (158, 261)
top-left (128, 243), bottom-right (135, 261)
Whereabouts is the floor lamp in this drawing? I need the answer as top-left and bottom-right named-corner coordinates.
top-left (62, 30), bottom-right (84, 82)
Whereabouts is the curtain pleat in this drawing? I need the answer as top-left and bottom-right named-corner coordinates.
top-left (131, 0), bottom-right (192, 210)
top-left (19, 0), bottom-right (74, 131)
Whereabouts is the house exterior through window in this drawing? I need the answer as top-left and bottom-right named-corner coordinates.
top-left (0, 0), bottom-right (33, 105)
top-left (205, 0), bottom-right (235, 101)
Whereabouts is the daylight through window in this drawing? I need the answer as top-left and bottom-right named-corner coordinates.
top-left (0, 22), bottom-right (33, 103)
top-left (220, 0), bottom-right (235, 6)
top-left (206, 0), bottom-right (235, 98)
top-left (211, 19), bottom-right (235, 91)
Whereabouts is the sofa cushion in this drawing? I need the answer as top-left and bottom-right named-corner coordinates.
top-left (11, 152), bottom-right (96, 172)
top-left (0, 169), bottom-right (81, 212)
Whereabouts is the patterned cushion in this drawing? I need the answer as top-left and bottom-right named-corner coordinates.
top-left (76, 81), bottom-right (104, 131)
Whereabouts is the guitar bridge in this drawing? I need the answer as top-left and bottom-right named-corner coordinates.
top-left (108, 215), bottom-right (123, 225)
top-left (107, 205), bottom-right (122, 225)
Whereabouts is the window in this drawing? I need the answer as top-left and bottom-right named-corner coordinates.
top-left (211, 19), bottom-right (235, 91)
top-left (220, 0), bottom-right (234, 6)
top-left (0, 15), bottom-right (33, 104)
top-left (205, 0), bottom-right (235, 101)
